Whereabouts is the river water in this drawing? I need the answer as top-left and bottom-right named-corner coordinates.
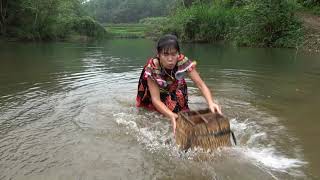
top-left (0, 39), bottom-right (319, 179)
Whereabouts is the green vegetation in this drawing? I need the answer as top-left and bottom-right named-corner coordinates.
top-left (105, 24), bottom-right (146, 38)
top-left (139, 17), bottom-right (170, 39)
top-left (82, 0), bottom-right (175, 23)
top-left (298, 0), bottom-right (320, 15)
top-left (148, 0), bottom-right (304, 48)
top-left (162, 4), bottom-right (236, 42)
top-left (1, 0), bottom-right (319, 49)
top-left (298, 0), bottom-right (320, 9)
top-left (232, 0), bottom-right (303, 48)
top-left (0, 0), bottom-right (107, 41)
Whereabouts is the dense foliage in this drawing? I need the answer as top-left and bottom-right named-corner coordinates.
top-left (163, 4), bottom-right (235, 42)
top-left (1, 0), bottom-right (318, 46)
top-left (233, 0), bottom-right (303, 47)
top-left (149, 0), bottom-right (304, 48)
top-left (298, 0), bottom-right (320, 15)
top-left (82, 0), bottom-right (175, 23)
top-left (0, 0), bottom-right (107, 40)
top-left (299, 0), bottom-right (320, 7)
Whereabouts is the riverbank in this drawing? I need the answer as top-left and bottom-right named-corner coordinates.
top-left (104, 24), bottom-right (146, 38)
top-left (2, 13), bottom-right (319, 53)
top-left (0, 34), bottom-right (102, 43)
top-left (299, 12), bottom-right (320, 53)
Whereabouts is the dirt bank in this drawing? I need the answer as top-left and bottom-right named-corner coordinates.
top-left (298, 12), bottom-right (320, 53)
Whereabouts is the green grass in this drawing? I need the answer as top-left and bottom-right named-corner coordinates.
top-left (104, 24), bottom-right (147, 38)
top-left (301, 6), bottom-right (320, 16)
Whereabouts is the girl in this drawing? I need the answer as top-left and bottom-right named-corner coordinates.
top-left (136, 34), bottom-right (221, 134)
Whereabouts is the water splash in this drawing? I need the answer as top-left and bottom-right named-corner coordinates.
top-left (113, 103), bottom-right (307, 178)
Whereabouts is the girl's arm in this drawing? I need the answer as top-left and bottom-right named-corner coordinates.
top-left (147, 77), bottom-right (178, 134)
top-left (187, 69), bottom-right (222, 114)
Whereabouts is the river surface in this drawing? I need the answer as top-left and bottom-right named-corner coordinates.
top-left (0, 39), bottom-right (319, 180)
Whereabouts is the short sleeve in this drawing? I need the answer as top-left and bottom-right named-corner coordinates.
top-left (175, 54), bottom-right (196, 80)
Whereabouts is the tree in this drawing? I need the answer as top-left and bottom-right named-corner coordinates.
top-left (1, 0), bottom-right (106, 40)
top-left (0, 0), bottom-right (7, 34)
top-left (83, 0), bottom-right (175, 23)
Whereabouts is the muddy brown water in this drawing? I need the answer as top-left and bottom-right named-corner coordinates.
top-left (0, 39), bottom-right (319, 179)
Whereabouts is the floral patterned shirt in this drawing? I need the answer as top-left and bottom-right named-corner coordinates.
top-left (136, 54), bottom-right (196, 113)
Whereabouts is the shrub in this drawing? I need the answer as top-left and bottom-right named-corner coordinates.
top-left (164, 4), bottom-right (236, 42)
top-left (71, 16), bottom-right (107, 38)
top-left (232, 0), bottom-right (303, 48)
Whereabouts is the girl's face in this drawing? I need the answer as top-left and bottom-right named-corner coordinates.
top-left (158, 48), bottom-right (179, 70)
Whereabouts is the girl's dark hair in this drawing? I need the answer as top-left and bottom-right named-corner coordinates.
top-left (156, 34), bottom-right (180, 54)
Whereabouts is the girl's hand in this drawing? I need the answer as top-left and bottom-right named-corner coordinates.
top-left (209, 102), bottom-right (222, 115)
top-left (170, 113), bottom-right (179, 135)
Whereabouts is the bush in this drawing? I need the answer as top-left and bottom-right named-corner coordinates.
top-left (298, 0), bottom-right (320, 7)
top-left (1, 0), bottom-right (107, 41)
top-left (298, 0), bottom-right (320, 15)
top-left (71, 16), bottom-right (107, 38)
top-left (139, 17), bottom-right (169, 25)
top-left (232, 0), bottom-right (303, 48)
top-left (222, 0), bottom-right (251, 7)
top-left (163, 4), bottom-right (236, 42)
top-left (145, 0), bottom-right (304, 48)
top-left (139, 17), bottom-right (170, 38)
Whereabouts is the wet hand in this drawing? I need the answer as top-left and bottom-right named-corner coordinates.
top-left (209, 102), bottom-right (222, 115)
top-left (170, 113), bottom-right (179, 136)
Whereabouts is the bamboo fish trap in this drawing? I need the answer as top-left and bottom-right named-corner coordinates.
top-left (175, 109), bottom-right (236, 151)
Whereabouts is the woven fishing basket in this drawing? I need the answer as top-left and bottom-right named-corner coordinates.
top-left (175, 109), bottom-right (236, 151)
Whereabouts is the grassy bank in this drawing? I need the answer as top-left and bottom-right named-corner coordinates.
top-left (105, 24), bottom-right (147, 38)
top-left (147, 1), bottom-right (303, 48)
